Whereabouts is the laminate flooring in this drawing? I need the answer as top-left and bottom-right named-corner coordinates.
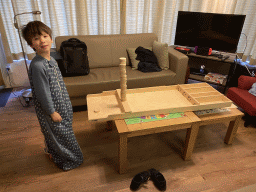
top-left (1, 88), bottom-right (256, 192)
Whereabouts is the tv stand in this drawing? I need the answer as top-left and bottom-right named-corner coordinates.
top-left (186, 52), bottom-right (236, 93)
top-left (189, 68), bottom-right (208, 76)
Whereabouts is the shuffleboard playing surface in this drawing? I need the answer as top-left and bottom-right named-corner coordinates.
top-left (87, 83), bottom-right (232, 121)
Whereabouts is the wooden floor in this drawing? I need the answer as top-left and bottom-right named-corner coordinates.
top-left (1, 88), bottom-right (256, 192)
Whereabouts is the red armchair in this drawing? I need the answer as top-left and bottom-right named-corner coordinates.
top-left (227, 75), bottom-right (256, 127)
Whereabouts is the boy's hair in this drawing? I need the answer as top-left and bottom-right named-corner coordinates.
top-left (22, 21), bottom-right (52, 50)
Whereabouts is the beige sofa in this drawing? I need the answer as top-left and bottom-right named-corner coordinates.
top-left (54, 33), bottom-right (188, 106)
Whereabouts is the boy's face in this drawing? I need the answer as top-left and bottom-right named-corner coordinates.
top-left (30, 31), bottom-right (53, 55)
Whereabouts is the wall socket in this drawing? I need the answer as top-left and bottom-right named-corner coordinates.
top-left (6, 64), bottom-right (12, 73)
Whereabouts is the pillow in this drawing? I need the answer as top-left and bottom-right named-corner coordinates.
top-left (248, 82), bottom-right (256, 96)
top-left (127, 47), bottom-right (152, 69)
top-left (152, 41), bottom-right (169, 70)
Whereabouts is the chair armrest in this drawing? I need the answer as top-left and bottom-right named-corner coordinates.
top-left (238, 75), bottom-right (256, 90)
top-left (168, 47), bottom-right (189, 84)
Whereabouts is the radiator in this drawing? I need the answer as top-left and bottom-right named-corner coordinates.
top-left (0, 34), bottom-right (30, 88)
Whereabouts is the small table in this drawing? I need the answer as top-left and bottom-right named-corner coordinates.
top-left (196, 107), bottom-right (243, 145)
top-left (114, 107), bottom-right (243, 174)
top-left (114, 111), bottom-right (201, 174)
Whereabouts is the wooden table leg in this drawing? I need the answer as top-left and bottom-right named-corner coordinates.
top-left (224, 116), bottom-right (242, 144)
top-left (119, 134), bottom-right (128, 174)
top-left (183, 123), bottom-right (200, 160)
top-left (106, 120), bottom-right (113, 131)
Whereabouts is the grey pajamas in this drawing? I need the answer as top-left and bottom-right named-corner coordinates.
top-left (29, 55), bottom-right (83, 171)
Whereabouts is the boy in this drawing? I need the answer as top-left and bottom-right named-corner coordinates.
top-left (22, 21), bottom-right (83, 171)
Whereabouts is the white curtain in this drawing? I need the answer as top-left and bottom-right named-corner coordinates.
top-left (125, 0), bottom-right (256, 65)
top-left (0, 0), bottom-right (255, 65)
top-left (234, 0), bottom-right (256, 65)
top-left (0, 0), bottom-right (120, 60)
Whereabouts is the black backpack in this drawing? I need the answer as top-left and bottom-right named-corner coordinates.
top-left (60, 38), bottom-right (90, 77)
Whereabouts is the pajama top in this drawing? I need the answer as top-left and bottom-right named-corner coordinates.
top-left (28, 54), bottom-right (83, 171)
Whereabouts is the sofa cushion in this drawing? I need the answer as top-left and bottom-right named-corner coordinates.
top-left (127, 47), bottom-right (152, 69)
top-left (153, 41), bottom-right (169, 70)
top-left (227, 87), bottom-right (256, 116)
top-left (63, 67), bottom-right (120, 98)
top-left (63, 66), bottom-right (176, 99)
top-left (238, 75), bottom-right (256, 90)
top-left (127, 66), bottom-right (176, 88)
top-left (110, 33), bottom-right (158, 67)
top-left (55, 33), bottom-right (158, 69)
top-left (249, 82), bottom-right (256, 96)
top-left (56, 35), bottom-right (113, 69)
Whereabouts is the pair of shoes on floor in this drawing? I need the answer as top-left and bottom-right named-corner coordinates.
top-left (130, 168), bottom-right (166, 191)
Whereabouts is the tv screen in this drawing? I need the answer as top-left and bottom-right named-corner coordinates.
top-left (174, 11), bottom-right (246, 53)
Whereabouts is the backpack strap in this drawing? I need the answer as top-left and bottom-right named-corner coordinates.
top-left (61, 44), bottom-right (69, 71)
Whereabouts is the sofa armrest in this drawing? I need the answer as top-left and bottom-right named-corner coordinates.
top-left (168, 47), bottom-right (189, 84)
top-left (238, 75), bottom-right (256, 90)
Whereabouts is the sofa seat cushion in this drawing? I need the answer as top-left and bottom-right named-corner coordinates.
top-left (227, 87), bottom-right (256, 116)
top-left (63, 66), bottom-right (176, 99)
top-left (127, 66), bottom-right (176, 88)
top-left (238, 75), bottom-right (256, 90)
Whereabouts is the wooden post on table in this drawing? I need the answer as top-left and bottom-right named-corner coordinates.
top-left (119, 57), bottom-right (127, 102)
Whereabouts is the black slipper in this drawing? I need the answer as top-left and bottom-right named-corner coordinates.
top-left (149, 168), bottom-right (166, 191)
top-left (130, 171), bottom-right (150, 191)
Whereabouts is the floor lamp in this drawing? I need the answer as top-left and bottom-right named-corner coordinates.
top-left (12, 8), bottom-right (41, 102)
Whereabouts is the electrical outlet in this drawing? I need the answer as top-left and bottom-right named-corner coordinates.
top-left (6, 64), bottom-right (12, 73)
top-left (6, 67), bottom-right (11, 74)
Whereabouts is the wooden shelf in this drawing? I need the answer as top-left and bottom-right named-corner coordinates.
top-left (188, 52), bottom-right (236, 63)
top-left (189, 74), bottom-right (227, 87)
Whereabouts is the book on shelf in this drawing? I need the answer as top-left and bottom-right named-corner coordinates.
top-left (204, 72), bottom-right (227, 84)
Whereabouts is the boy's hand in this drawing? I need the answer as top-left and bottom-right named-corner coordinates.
top-left (50, 112), bottom-right (62, 122)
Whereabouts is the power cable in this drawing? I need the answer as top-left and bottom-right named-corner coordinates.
top-left (235, 33), bottom-right (255, 77)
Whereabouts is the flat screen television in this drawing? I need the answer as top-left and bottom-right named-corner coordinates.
top-left (174, 11), bottom-right (246, 53)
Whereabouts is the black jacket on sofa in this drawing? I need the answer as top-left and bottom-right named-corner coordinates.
top-left (135, 46), bottom-right (162, 73)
